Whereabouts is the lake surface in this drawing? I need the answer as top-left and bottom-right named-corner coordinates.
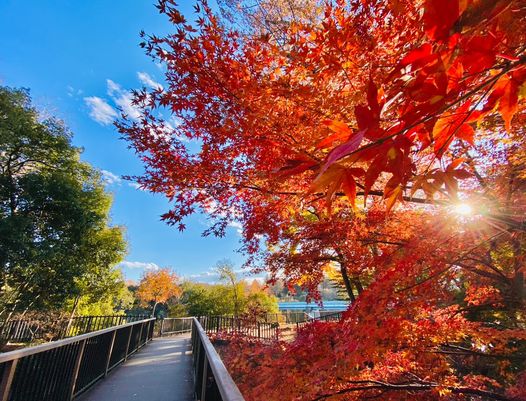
top-left (278, 300), bottom-right (349, 311)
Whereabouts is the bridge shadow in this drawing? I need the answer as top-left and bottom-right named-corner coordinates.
top-left (77, 335), bottom-right (193, 401)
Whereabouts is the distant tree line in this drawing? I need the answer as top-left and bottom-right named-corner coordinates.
top-left (129, 261), bottom-right (279, 319)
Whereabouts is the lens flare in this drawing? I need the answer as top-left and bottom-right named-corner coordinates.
top-left (454, 203), bottom-right (473, 216)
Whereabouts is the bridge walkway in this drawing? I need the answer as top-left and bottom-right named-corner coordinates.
top-left (77, 335), bottom-right (193, 401)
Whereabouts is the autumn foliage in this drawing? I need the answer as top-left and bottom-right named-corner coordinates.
top-left (136, 268), bottom-right (181, 315)
top-left (119, 0), bottom-right (526, 399)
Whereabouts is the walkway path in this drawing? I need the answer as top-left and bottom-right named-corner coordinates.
top-left (78, 335), bottom-right (194, 401)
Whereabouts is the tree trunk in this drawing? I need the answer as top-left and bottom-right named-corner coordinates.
top-left (152, 300), bottom-right (160, 317)
top-left (339, 263), bottom-right (356, 302)
top-left (63, 296), bottom-right (80, 339)
top-left (354, 278), bottom-right (364, 294)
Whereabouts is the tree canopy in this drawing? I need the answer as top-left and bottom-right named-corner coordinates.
top-left (0, 87), bottom-right (127, 320)
top-left (136, 268), bottom-right (181, 316)
top-left (119, 1), bottom-right (526, 400)
top-left (176, 280), bottom-right (278, 318)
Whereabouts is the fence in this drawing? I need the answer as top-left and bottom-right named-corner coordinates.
top-left (296, 311), bottom-right (344, 329)
top-left (0, 318), bottom-right (155, 401)
top-left (198, 316), bottom-right (279, 341)
top-left (0, 320), bottom-right (43, 343)
top-left (158, 317), bottom-right (193, 336)
top-left (191, 317), bottom-right (245, 401)
top-left (0, 315), bottom-right (149, 343)
top-left (57, 315), bottom-right (149, 339)
top-left (260, 312), bottom-right (309, 324)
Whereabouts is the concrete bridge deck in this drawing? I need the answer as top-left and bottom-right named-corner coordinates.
top-left (78, 335), bottom-right (194, 401)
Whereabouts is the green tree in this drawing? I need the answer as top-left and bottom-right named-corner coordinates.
top-left (179, 282), bottom-right (235, 317)
top-left (69, 266), bottom-right (133, 316)
top-left (0, 87), bottom-right (127, 322)
top-left (216, 259), bottom-right (244, 316)
top-left (178, 280), bottom-right (279, 318)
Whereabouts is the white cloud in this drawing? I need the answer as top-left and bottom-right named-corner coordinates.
top-left (105, 79), bottom-right (141, 120)
top-left (137, 72), bottom-right (163, 90)
top-left (228, 221), bottom-right (243, 235)
top-left (106, 79), bottom-right (122, 96)
top-left (128, 182), bottom-right (144, 190)
top-left (119, 261), bottom-right (160, 271)
top-left (101, 170), bottom-right (122, 185)
top-left (188, 270), bottom-right (219, 279)
top-left (67, 85), bottom-right (83, 98)
top-left (84, 96), bottom-right (118, 125)
top-left (185, 268), bottom-right (265, 284)
top-left (114, 91), bottom-right (141, 120)
top-left (203, 200), bottom-right (244, 236)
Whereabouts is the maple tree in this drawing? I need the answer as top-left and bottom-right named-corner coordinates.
top-left (119, 0), bottom-right (526, 399)
top-left (136, 268), bottom-right (181, 316)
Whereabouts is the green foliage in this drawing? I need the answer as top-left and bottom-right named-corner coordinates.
top-left (245, 291), bottom-right (279, 315)
top-left (0, 87), bottom-right (127, 318)
top-left (175, 280), bottom-right (279, 317)
top-left (70, 268), bottom-right (133, 316)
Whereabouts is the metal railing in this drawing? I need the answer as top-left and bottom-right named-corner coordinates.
top-left (0, 315), bottom-right (150, 343)
top-left (198, 316), bottom-right (279, 341)
top-left (58, 314), bottom-right (149, 339)
top-left (191, 318), bottom-right (245, 401)
top-left (158, 317), bottom-right (193, 336)
top-left (260, 312), bottom-right (310, 324)
top-left (296, 311), bottom-right (344, 329)
top-left (0, 318), bottom-right (155, 401)
top-left (0, 320), bottom-right (42, 343)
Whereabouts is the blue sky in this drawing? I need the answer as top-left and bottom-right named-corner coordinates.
top-left (0, 0), bottom-right (254, 283)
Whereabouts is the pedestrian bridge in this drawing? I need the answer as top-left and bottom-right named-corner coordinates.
top-left (0, 318), bottom-right (245, 401)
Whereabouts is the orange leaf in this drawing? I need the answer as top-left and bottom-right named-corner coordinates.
top-left (316, 120), bottom-right (354, 149)
top-left (341, 172), bottom-right (357, 210)
top-left (432, 102), bottom-right (473, 157)
top-left (385, 185), bottom-right (403, 212)
top-left (496, 75), bottom-right (519, 131)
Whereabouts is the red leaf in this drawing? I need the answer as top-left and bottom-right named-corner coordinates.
top-left (355, 105), bottom-right (376, 131)
top-left (364, 153), bottom-right (387, 199)
top-left (459, 35), bottom-right (498, 74)
top-left (276, 159), bottom-right (318, 177)
top-left (320, 130), bottom-right (365, 174)
top-left (424, 0), bottom-right (460, 41)
top-left (455, 123), bottom-right (475, 145)
top-left (367, 79), bottom-right (381, 115)
top-left (401, 43), bottom-right (434, 68)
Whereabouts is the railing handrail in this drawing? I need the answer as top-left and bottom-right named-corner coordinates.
top-left (1, 314), bottom-right (149, 324)
top-left (192, 317), bottom-right (245, 401)
top-left (0, 318), bottom-right (155, 363)
top-left (305, 311), bottom-right (343, 322)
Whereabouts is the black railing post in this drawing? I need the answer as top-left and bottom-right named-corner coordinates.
top-left (0, 359), bottom-right (18, 401)
top-left (68, 339), bottom-right (86, 401)
top-left (201, 354), bottom-right (209, 401)
top-left (104, 330), bottom-right (117, 377)
top-left (124, 325), bottom-right (133, 360)
top-left (138, 323), bottom-right (144, 349)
